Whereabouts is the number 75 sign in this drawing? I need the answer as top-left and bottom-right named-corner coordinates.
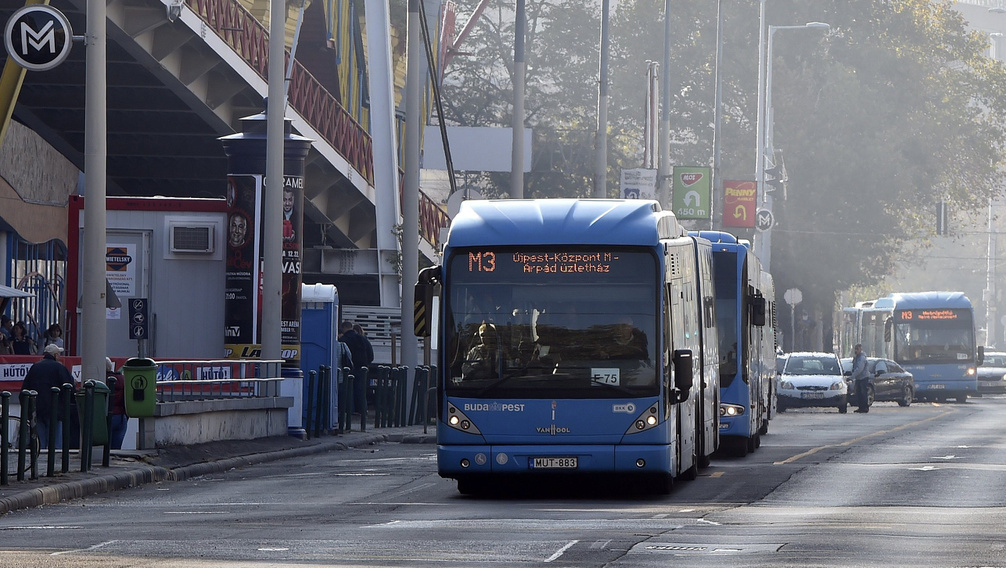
top-left (671, 166), bottom-right (711, 220)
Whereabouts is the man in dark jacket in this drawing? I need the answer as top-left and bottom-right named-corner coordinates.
top-left (22, 343), bottom-right (75, 448)
top-left (339, 321), bottom-right (374, 415)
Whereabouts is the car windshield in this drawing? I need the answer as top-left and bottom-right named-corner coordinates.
top-left (782, 356), bottom-right (842, 376)
top-left (982, 354), bottom-right (1006, 367)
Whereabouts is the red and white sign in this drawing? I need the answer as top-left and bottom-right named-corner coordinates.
top-left (679, 172), bottom-right (704, 187)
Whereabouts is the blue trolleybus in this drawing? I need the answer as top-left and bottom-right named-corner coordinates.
top-left (691, 231), bottom-right (776, 457)
top-left (416, 199), bottom-right (719, 494)
top-left (844, 292), bottom-right (980, 402)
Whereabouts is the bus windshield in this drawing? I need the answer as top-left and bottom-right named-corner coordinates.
top-left (893, 309), bottom-right (974, 364)
top-left (444, 248), bottom-right (658, 399)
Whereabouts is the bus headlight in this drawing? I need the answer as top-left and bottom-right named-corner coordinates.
top-left (445, 403), bottom-right (482, 434)
top-left (720, 403), bottom-right (745, 417)
top-left (625, 406), bottom-right (660, 434)
top-left (967, 367), bottom-right (977, 376)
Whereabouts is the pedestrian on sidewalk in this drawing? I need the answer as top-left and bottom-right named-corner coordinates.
top-left (106, 357), bottom-right (128, 449)
top-left (22, 343), bottom-right (75, 448)
top-left (851, 343), bottom-right (870, 413)
top-left (340, 321), bottom-right (374, 416)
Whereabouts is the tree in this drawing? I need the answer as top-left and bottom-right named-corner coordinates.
top-left (435, 0), bottom-right (1006, 348)
top-left (768, 0), bottom-right (1006, 345)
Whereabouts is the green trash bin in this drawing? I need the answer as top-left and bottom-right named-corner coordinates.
top-left (122, 357), bottom-right (157, 418)
top-left (76, 380), bottom-right (110, 446)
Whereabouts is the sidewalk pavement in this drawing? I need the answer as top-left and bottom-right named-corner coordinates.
top-left (0, 425), bottom-right (436, 516)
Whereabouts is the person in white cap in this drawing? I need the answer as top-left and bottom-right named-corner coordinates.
top-left (22, 342), bottom-right (75, 448)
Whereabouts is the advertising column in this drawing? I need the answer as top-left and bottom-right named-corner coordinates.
top-left (219, 111), bottom-right (312, 364)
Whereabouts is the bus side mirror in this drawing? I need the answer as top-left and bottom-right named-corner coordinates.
top-left (884, 317), bottom-right (893, 342)
top-left (673, 349), bottom-right (694, 402)
top-left (978, 345), bottom-right (985, 366)
top-left (751, 295), bottom-right (767, 327)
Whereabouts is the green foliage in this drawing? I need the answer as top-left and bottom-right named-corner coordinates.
top-left (436, 0), bottom-right (1006, 330)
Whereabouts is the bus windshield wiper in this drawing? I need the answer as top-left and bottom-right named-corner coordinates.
top-left (475, 371), bottom-right (523, 397)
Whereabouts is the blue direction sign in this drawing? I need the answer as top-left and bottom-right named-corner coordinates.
top-left (4, 5), bottom-right (74, 71)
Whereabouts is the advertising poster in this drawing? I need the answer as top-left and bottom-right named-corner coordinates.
top-left (225, 174), bottom-right (261, 353)
top-left (671, 166), bottom-right (711, 220)
top-left (281, 174), bottom-right (304, 360)
top-left (722, 180), bottom-right (757, 228)
top-left (224, 173), bottom-right (303, 362)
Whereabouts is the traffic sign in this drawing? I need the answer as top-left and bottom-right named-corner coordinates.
top-left (128, 298), bottom-right (149, 340)
top-left (4, 5), bottom-right (74, 71)
top-left (755, 208), bottom-right (774, 232)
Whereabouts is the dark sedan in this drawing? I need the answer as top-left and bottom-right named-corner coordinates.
top-left (977, 351), bottom-right (1006, 395)
top-left (841, 357), bottom-right (914, 408)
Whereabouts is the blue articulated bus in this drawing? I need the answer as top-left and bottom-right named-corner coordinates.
top-left (691, 231), bottom-right (776, 457)
top-left (416, 199), bottom-right (718, 494)
top-left (847, 292), bottom-right (979, 403)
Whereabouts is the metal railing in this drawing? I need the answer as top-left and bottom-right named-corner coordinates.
top-left (185, 0), bottom-right (451, 247)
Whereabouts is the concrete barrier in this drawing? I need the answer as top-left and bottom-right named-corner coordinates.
top-left (138, 396), bottom-right (293, 449)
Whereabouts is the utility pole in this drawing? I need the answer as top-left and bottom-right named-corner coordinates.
top-left (594, 0), bottom-right (609, 198)
top-left (510, 0), bottom-right (526, 198)
top-left (657, 0), bottom-right (672, 208)
top-left (81, 0), bottom-right (108, 384)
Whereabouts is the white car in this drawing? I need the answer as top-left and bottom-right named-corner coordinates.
top-left (777, 352), bottom-right (848, 413)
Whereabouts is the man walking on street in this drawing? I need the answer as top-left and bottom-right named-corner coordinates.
top-left (22, 343), bottom-right (75, 447)
top-left (851, 343), bottom-right (870, 413)
top-left (340, 321), bottom-right (374, 417)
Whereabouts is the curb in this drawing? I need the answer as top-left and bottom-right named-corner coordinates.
top-left (0, 432), bottom-right (400, 516)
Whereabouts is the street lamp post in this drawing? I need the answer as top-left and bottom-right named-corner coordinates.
top-left (753, 21), bottom-right (830, 272)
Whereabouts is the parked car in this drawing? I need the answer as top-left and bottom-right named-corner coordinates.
top-left (778, 352), bottom-right (848, 413)
top-left (977, 351), bottom-right (1006, 395)
top-left (841, 357), bottom-right (914, 408)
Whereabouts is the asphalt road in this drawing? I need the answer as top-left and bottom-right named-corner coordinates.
top-left (2, 397), bottom-right (1006, 567)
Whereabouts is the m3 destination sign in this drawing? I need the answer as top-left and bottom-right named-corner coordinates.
top-left (466, 251), bottom-right (620, 275)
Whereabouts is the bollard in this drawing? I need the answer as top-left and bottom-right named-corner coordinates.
top-left (375, 366), bottom-right (391, 428)
top-left (314, 367), bottom-right (324, 437)
top-left (409, 367), bottom-right (428, 426)
top-left (356, 367), bottom-right (368, 432)
top-left (103, 377), bottom-right (115, 468)
top-left (26, 390), bottom-right (38, 480)
top-left (305, 370), bottom-right (317, 437)
top-left (47, 387), bottom-right (60, 477)
top-left (398, 367), bottom-right (411, 427)
top-left (17, 390), bottom-right (29, 481)
top-left (1, 391), bottom-right (9, 486)
top-left (80, 380), bottom-right (95, 472)
top-left (341, 367), bottom-right (354, 433)
top-left (321, 366), bottom-right (332, 434)
top-left (60, 383), bottom-right (73, 473)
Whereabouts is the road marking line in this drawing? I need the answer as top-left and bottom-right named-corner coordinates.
top-left (545, 540), bottom-right (578, 563)
top-left (52, 540), bottom-right (116, 556)
top-left (773, 408), bottom-right (957, 465)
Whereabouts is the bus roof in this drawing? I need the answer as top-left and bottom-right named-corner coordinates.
top-left (689, 230), bottom-right (752, 249)
top-left (446, 199), bottom-right (686, 247)
top-left (887, 291), bottom-right (973, 309)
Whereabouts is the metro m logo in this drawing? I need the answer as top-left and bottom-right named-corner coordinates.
top-left (19, 20), bottom-right (56, 55)
top-left (4, 5), bottom-right (74, 71)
